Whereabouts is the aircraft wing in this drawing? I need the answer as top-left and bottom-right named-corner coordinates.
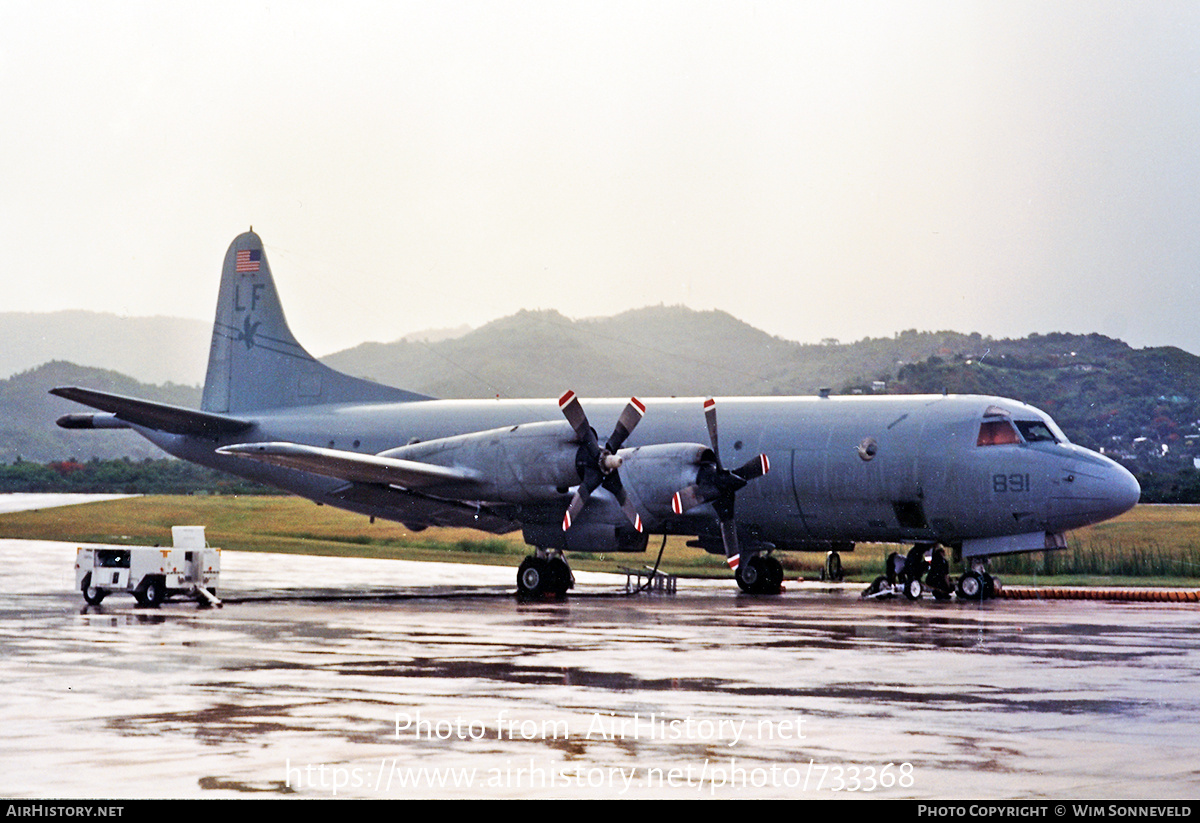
top-left (51, 387), bottom-right (254, 438)
top-left (216, 442), bottom-right (481, 490)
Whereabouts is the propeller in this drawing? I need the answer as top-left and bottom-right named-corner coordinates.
top-left (670, 397), bottom-right (770, 571)
top-left (559, 390), bottom-right (646, 533)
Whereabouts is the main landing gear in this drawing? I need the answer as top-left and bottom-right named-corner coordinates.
top-left (821, 550), bottom-right (844, 582)
top-left (516, 549), bottom-right (574, 599)
top-left (736, 553), bottom-right (784, 595)
top-left (863, 545), bottom-right (932, 600)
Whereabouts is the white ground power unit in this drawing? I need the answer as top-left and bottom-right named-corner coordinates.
top-left (76, 525), bottom-right (221, 607)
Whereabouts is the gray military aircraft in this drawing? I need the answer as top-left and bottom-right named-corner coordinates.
top-left (53, 231), bottom-right (1141, 599)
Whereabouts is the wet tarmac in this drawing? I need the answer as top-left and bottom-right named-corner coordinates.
top-left (4, 537), bottom-right (1200, 799)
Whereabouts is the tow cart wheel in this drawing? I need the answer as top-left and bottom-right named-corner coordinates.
top-left (141, 578), bottom-right (165, 607)
top-left (864, 576), bottom-right (887, 597)
top-left (904, 578), bottom-right (923, 600)
top-left (956, 572), bottom-right (984, 601)
top-left (81, 574), bottom-right (106, 606)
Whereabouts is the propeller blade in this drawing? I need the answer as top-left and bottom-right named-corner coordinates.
top-left (671, 484), bottom-right (708, 515)
top-left (559, 390), bottom-right (592, 443)
top-left (559, 391), bottom-right (645, 533)
top-left (719, 519), bottom-right (741, 570)
top-left (605, 397), bottom-right (646, 453)
top-left (667, 397), bottom-right (769, 577)
top-left (562, 468), bottom-right (602, 530)
top-left (563, 490), bottom-right (587, 530)
top-left (733, 453), bottom-right (770, 481)
top-left (703, 397), bottom-right (722, 468)
top-left (606, 475), bottom-right (644, 532)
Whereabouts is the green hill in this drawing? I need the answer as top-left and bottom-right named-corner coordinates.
top-left (0, 361), bottom-right (200, 463)
top-left (322, 307), bottom-right (984, 398)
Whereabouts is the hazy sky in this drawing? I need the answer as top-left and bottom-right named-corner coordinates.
top-left (4, 1), bottom-right (1199, 356)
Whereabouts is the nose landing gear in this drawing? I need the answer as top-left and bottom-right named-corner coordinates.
top-left (863, 545), bottom-right (997, 602)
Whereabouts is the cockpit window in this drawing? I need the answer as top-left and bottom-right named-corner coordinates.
top-left (1015, 420), bottom-right (1059, 443)
top-left (977, 419), bottom-right (1020, 446)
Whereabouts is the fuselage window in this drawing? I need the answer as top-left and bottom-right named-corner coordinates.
top-left (977, 419), bottom-right (1021, 446)
top-left (1015, 420), bottom-right (1059, 443)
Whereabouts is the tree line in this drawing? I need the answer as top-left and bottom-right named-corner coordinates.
top-left (0, 457), bottom-right (270, 495)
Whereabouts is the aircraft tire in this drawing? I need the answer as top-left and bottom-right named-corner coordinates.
top-left (736, 557), bottom-right (761, 593)
top-left (903, 578), bottom-right (923, 600)
top-left (737, 555), bottom-right (782, 595)
top-left (81, 574), bottom-right (106, 606)
top-left (547, 556), bottom-right (573, 595)
top-left (982, 573), bottom-right (996, 599)
top-left (956, 572), bottom-right (984, 601)
top-left (824, 551), bottom-right (843, 582)
top-left (762, 555), bottom-right (784, 594)
top-left (517, 557), bottom-right (547, 598)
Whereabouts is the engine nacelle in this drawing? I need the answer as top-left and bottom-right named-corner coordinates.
top-left (616, 443), bottom-right (713, 518)
top-left (381, 429), bottom-right (714, 538)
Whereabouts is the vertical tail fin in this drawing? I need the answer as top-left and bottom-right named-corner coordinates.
top-left (201, 231), bottom-right (429, 412)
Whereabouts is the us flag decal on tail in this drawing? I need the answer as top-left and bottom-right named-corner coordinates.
top-left (236, 249), bottom-right (261, 272)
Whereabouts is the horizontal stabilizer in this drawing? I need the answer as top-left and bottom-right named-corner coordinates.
top-left (216, 442), bottom-right (480, 490)
top-left (51, 387), bottom-right (254, 438)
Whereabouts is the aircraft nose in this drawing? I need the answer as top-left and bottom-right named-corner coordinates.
top-left (1065, 451), bottom-right (1137, 527)
top-left (1047, 449), bottom-right (1140, 531)
top-left (1108, 460), bottom-right (1141, 518)
top-left (1082, 457), bottom-right (1141, 522)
